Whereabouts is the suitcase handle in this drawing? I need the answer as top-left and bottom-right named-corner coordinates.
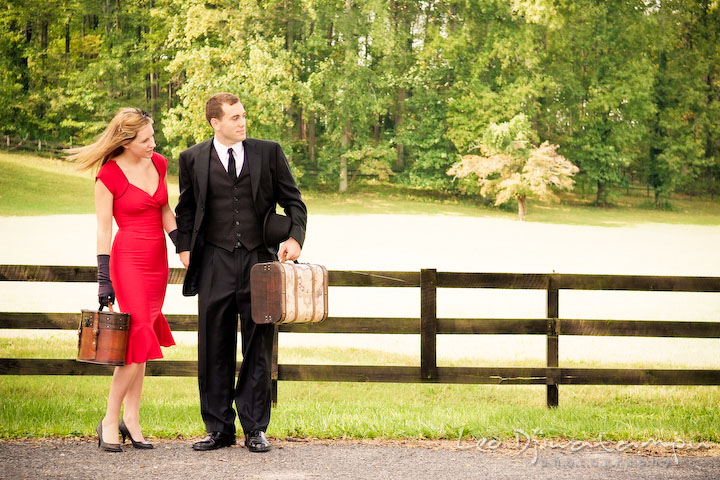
top-left (98, 302), bottom-right (116, 313)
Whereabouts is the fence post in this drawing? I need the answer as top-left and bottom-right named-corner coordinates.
top-left (420, 269), bottom-right (438, 381)
top-left (546, 276), bottom-right (559, 408)
top-left (271, 325), bottom-right (279, 406)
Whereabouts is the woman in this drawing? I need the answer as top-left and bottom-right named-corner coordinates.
top-left (69, 108), bottom-right (177, 452)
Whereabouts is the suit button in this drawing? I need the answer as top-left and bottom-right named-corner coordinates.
top-left (234, 209), bottom-right (239, 213)
top-left (235, 221), bottom-right (240, 226)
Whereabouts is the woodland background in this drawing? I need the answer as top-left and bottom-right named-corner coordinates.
top-left (1, 0), bottom-right (718, 203)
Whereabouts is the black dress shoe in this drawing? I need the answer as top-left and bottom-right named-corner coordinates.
top-left (244, 430), bottom-right (270, 453)
top-left (192, 432), bottom-right (236, 451)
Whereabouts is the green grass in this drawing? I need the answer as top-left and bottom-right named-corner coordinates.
top-left (1, 151), bottom-right (719, 442)
top-left (0, 152), bottom-right (96, 216)
top-left (1, 333), bottom-right (719, 442)
top-left (2, 150), bottom-right (719, 226)
top-left (0, 151), bottom-right (179, 216)
top-left (305, 187), bottom-right (720, 226)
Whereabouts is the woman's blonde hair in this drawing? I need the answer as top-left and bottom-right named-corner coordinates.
top-left (67, 107), bottom-right (153, 171)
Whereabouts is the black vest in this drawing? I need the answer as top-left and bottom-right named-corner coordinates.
top-left (205, 147), bottom-right (263, 252)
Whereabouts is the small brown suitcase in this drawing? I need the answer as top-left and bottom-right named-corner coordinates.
top-left (77, 305), bottom-right (130, 366)
top-left (250, 262), bottom-right (328, 324)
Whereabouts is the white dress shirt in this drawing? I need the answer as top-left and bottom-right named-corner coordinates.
top-left (213, 137), bottom-right (245, 177)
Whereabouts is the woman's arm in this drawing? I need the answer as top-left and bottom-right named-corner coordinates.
top-left (95, 180), bottom-right (115, 307)
top-left (162, 176), bottom-right (178, 234)
top-left (95, 180), bottom-right (114, 254)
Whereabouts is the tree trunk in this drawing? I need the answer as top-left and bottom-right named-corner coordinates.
top-left (340, 121), bottom-right (351, 193)
top-left (595, 180), bottom-right (605, 205)
top-left (308, 112), bottom-right (316, 165)
top-left (517, 195), bottom-right (527, 221)
top-left (340, 158), bottom-right (348, 193)
top-left (299, 108), bottom-right (306, 140)
top-left (286, 102), bottom-right (295, 139)
top-left (40, 20), bottom-right (48, 52)
top-left (104, 0), bottom-right (110, 38)
top-left (394, 87), bottom-right (407, 170)
top-left (65, 21), bottom-right (70, 54)
top-left (150, 71), bottom-right (158, 115)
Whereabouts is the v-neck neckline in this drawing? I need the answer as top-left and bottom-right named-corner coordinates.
top-left (113, 156), bottom-right (161, 197)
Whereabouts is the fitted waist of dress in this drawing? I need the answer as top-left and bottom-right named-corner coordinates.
top-left (116, 225), bottom-right (164, 237)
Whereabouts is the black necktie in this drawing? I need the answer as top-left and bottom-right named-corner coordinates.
top-left (227, 148), bottom-right (237, 182)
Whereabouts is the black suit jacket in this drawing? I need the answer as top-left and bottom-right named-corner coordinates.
top-left (175, 137), bottom-right (307, 296)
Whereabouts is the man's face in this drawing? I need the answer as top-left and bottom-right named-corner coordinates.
top-left (211, 102), bottom-right (246, 145)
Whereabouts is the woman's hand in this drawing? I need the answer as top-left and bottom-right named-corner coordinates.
top-left (179, 251), bottom-right (190, 269)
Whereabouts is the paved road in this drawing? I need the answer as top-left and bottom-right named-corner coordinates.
top-left (1, 438), bottom-right (719, 480)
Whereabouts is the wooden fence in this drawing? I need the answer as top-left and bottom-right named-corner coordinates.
top-left (3, 136), bottom-right (68, 155)
top-left (1, 264), bottom-right (719, 408)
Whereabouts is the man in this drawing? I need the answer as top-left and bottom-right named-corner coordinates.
top-left (175, 93), bottom-right (307, 452)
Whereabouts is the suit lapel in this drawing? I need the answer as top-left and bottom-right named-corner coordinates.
top-left (196, 139), bottom-right (212, 203)
top-left (244, 138), bottom-right (262, 202)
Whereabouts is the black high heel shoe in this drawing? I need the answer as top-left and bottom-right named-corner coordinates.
top-left (119, 419), bottom-right (154, 449)
top-left (96, 421), bottom-right (122, 452)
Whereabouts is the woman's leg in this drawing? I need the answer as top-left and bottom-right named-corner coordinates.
top-left (121, 362), bottom-right (148, 441)
top-left (101, 362), bottom-right (144, 444)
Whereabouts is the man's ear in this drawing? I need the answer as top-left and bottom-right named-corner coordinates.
top-left (210, 117), bottom-right (219, 131)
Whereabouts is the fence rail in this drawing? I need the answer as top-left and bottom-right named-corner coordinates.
top-left (1, 264), bottom-right (719, 407)
top-left (2, 136), bottom-right (69, 154)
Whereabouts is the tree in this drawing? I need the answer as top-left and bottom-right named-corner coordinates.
top-left (163, 0), bottom-right (295, 158)
top-left (448, 115), bottom-right (578, 220)
top-left (539, 0), bottom-right (656, 204)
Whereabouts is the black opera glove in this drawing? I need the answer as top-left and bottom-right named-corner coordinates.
top-left (97, 254), bottom-right (115, 308)
top-left (168, 229), bottom-right (178, 248)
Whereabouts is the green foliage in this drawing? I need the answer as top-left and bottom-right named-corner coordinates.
top-left (341, 144), bottom-right (395, 185)
top-left (449, 115), bottom-right (579, 219)
top-left (0, 0), bottom-right (718, 202)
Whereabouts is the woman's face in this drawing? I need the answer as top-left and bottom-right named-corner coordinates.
top-left (124, 123), bottom-right (155, 159)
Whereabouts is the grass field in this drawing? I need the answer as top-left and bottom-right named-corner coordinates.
top-left (1, 344), bottom-right (719, 441)
top-left (1, 334), bottom-right (719, 441)
top-left (1, 150), bottom-right (719, 442)
top-left (3, 376), bottom-right (719, 442)
top-left (2, 150), bottom-right (719, 225)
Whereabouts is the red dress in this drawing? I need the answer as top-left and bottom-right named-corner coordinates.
top-left (96, 153), bottom-right (175, 364)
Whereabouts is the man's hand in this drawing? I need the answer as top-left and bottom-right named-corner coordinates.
top-left (278, 237), bottom-right (301, 262)
top-left (179, 251), bottom-right (190, 269)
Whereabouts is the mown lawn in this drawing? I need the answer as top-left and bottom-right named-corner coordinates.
top-left (1, 150), bottom-right (719, 442)
top-left (1, 151), bottom-right (719, 226)
top-left (1, 334), bottom-right (719, 442)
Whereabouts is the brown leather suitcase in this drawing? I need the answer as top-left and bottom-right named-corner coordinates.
top-left (250, 262), bottom-right (328, 324)
top-left (77, 306), bottom-right (130, 366)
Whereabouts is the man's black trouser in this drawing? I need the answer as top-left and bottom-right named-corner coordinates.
top-left (196, 242), bottom-right (275, 436)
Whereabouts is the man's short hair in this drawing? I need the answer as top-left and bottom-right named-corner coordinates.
top-left (206, 93), bottom-right (240, 124)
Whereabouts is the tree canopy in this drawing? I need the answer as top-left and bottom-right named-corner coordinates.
top-left (449, 114), bottom-right (579, 220)
top-left (1, 0), bottom-right (718, 201)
